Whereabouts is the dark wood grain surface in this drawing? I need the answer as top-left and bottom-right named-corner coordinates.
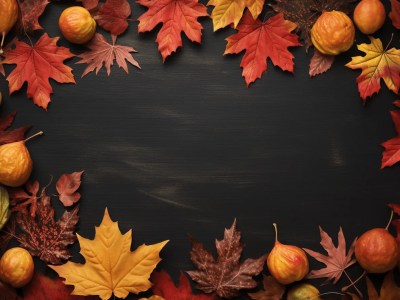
top-left (1, 1), bottom-right (400, 298)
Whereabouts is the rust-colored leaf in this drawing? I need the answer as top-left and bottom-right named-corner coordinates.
top-left (248, 275), bottom-right (285, 300)
top-left (9, 180), bottom-right (40, 217)
top-left (309, 49), bottom-right (334, 77)
top-left (56, 171), bottom-right (84, 206)
top-left (366, 272), bottom-right (400, 300)
top-left (381, 111), bottom-right (400, 168)
top-left (303, 227), bottom-right (357, 284)
top-left (187, 219), bottom-right (266, 298)
top-left (0, 112), bottom-right (31, 146)
top-left (16, 0), bottom-right (50, 34)
top-left (94, 0), bottom-right (131, 36)
top-left (390, 0), bottom-right (400, 29)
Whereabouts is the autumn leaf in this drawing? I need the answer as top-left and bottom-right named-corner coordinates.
top-left (50, 208), bottom-right (169, 300)
top-left (137, 0), bottom-right (208, 62)
top-left (207, 0), bottom-right (264, 31)
top-left (78, 0), bottom-right (99, 10)
top-left (390, 0), bottom-right (400, 29)
top-left (9, 180), bottom-right (40, 217)
top-left (303, 226), bottom-right (357, 284)
top-left (366, 272), bottom-right (400, 300)
top-left (94, 0), bottom-right (131, 36)
top-left (16, 187), bottom-right (79, 264)
top-left (0, 281), bottom-right (18, 300)
top-left (151, 271), bottom-right (215, 300)
top-left (248, 275), bottom-right (285, 300)
top-left (187, 219), bottom-right (266, 298)
top-left (0, 215), bottom-right (16, 251)
top-left (0, 112), bottom-right (31, 146)
top-left (3, 34), bottom-right (75, 110)
top-left (16, 0), bottom-right (50, 34)
top-left (56, 171), bottom-right (84, 206)
top-left (345, 37), bottom-right (400, 102)
top-left (22, 273), bottom-right (96, 300)
top-left (77, 33), bottom-right (140, 77)
top-left (271, 0), bottom-right (356, 50)
top-left (381, 110), bottom-right (400, 168)
top-left (224, 12), bottom-right (301, 87)
top-left (309, 49), bottom-right (334, 77)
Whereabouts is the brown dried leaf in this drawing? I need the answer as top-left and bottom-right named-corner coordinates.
top-left (248, 275), bottom-right (285, 300)
top-left (9, 180), bottom-right (40, 217)
top-left (271, 0), bottom-right (356, 50)
top-left (16, 188), bottom-right (79, 264)
top-left (16, 0), bottom-right (50, 34)
top-left (309, 49), bottom-right (335, 77)
top-left (303, 226), bottom-right (357, 284)
top-left (366, 272), bottom-right (400, 300)
top-left (187, 219), bottom-right (266, 298)
top-left (56, 171), bottom-right (84, 206)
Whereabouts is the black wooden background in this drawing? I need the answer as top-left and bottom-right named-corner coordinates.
top-left (1, 1), bottom-right (400, 299)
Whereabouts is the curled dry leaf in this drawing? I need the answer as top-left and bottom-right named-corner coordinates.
top-left (56, 171), bottom-right (84, 206)
top-left (16, 188), bottom-right (79, 264)
top-left (224, 12), bottom-right (300, 87)
top-left (151, 271), bottom-right (215, 300)
top-left (303, 226), bottom-right (357, 284)
top-left (187, 219), bottom-right (266, 298)
top-left (248, 275), bottom-right (285, 300)
top-left (345, 37), bottom-right (400, 102)
top-left (2, 34), bottom-right (75, 110)
top-left (137, 0), bottom-right (208, 62)
top-left (50, 208), bottom-right (169, 300)
top-left (309, 49), bottom-right (335, 77)
top-left (390, 0), bottom-right (400, 29)
top-left (95, 0), bottom-right (131, 36)
top-left (77, 33), bottom-right (140, 77)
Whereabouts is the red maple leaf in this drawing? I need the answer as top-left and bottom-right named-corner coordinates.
top-left (309, 49), bottom-right (334, 77)
top-left (16, 188), bottom-right (79, 264)
top-left (137, 0), bottom-right (208, 62)
top-left (23, 273), bottom-right (96, 300)
top-left (381, 110), bottom-right (400, 168)
top-left (16, 0), bottom-right (50, 34)
top-left (3, 34), bottom-right (75, 110)
top-left (94, 0), bottom-right (131, 36)
top-left (151, 271), bottom-right (215, 300)
top-left (0, 112), bottom-right (31, 146)
top-left (303, 226), bottom-right (357, 284)
top-left (224, 12), bottom-right (301, 86)
top-left (390, 0), bottom-right (400, 29)
top-left (56, 171), bottom-right (84, 206)
top-left (187, 220), bottom-right (266, 298)
top-left (77, 33), bottom-right (140, 77)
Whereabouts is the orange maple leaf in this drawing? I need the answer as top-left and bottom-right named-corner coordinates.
top-left (345, 37), bottom-right (400, 102)
top-left (208, 0), bottom-right (263, 31)
top-left (3, 34), bottom-right (75, 110)
top-left (137, 0), bottom-right (208, 62)
top-left (224, 12), bottom-right (300, 87)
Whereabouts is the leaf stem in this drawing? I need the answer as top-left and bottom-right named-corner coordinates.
top-left (342, 270), bottom-right (365, 297)
top-left (384, 33), bottom-right (394, 52)
top-left (311, 292), bottom-right (346, 300)
top-left (385, 209), bottom-right (394, 230)
top-left (0, 33), bottom-right (5, 54)
top-left (24, 131), bottom-right (44, 143)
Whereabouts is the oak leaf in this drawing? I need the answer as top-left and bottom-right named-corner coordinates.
top-left (50, 208), bottom-right (169, 300)
top-left (271, 0), bottom-right (356, 50)
top-left (187, 219), bottom-right (266, 298)
top-left (94, 0), bottom-right (131, 36)
top-left (381, 110), bottom-right (400, 168)
top-left (3, 34), bottom-right (75, 110)
top-left (303, 226), bottom-right (357, 284)
top-left (77, 33), bottom-right (140, 77)
top-left (248, 275), bottom-right (285, 300)
top-left (151, 271), bottom-right (215, 300)
top-left (137, 0), bottom-right (208, 62)
top-left (309, 49), bottom-right (334, 77)
top-left (56, 171), bottom-right (84, 206)
top-left (366, 272), bottom-right (400, 300)
top-left (345, 37), bottom-right (400, 102)
top-left (390, 0), bottom-right (400, 29)
top-left (0, 112), bottom-right (31, 146)
top-left (23, 273), bottom-right (96, 300)
top-left (207, 0), bottom-right (263, 31)
top-left (16, 187), bottom-right (79, 264)
top-left (16, 0), bottom-right (50, 34)
top-left (224, 12), bottom-right (300, 87)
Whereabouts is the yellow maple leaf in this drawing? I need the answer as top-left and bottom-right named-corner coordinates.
top-left (50, 208), bottom-right (168, 300)
top-left (208, 0), bottom-right (264, 31)
top-left (345, 37), bottom-right (400, 102)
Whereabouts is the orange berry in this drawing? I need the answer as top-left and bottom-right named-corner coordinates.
top-left (353, 0), bottom-right (386, 35)
top-left (311, 11), bottom-right (355, 55)
top-left (59, 6), bottom-right (96, 44)
top-left (0, 247), bottom-right (34, 288)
